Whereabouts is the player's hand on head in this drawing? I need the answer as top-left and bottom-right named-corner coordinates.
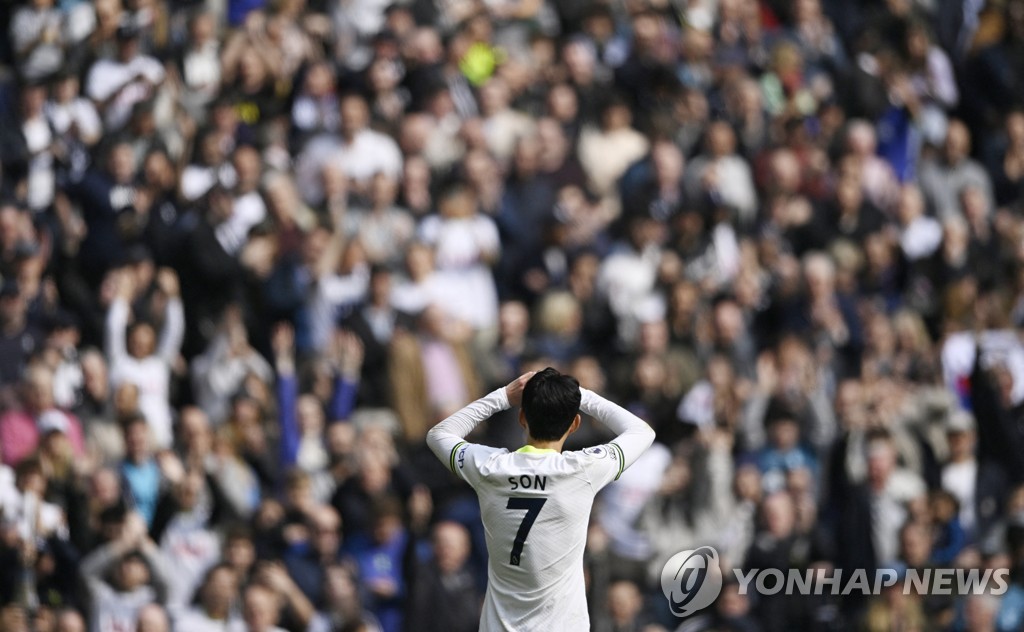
top-left (505, 371), bottom-right (536, 407)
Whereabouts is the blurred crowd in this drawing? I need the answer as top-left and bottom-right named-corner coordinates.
top-left (1, 0), bottom-right (1024, 630)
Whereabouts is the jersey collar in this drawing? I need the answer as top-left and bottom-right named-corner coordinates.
top-left (515, 445), bottom-right (559, 455)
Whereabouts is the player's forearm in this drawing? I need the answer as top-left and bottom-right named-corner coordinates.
top-left (580, 388), bottom-right (650, 435)
top-left (426, 387), bottom-right (509, 460)
top-left (580, 388), bottom-right (655, 461)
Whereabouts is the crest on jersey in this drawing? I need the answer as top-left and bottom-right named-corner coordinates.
top-left (583, 446), bottom-right (608, 458)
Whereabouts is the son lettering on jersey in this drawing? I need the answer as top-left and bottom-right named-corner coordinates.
top-left (508, 475), bottom-right (548, 491)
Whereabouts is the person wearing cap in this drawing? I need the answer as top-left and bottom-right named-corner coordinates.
top-left (941, 410), bottom-right (1008, 546)
top-left (84, 18), bottom-right (165, 131)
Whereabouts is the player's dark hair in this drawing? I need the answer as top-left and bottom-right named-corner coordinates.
top-left (521, 368), bottom-right (582, 441)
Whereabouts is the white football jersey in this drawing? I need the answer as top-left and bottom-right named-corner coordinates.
top-left (427, 387), bottom-right (655, 631)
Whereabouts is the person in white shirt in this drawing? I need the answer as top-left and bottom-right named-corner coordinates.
top-left (1, 456), bottom-right (67, 545)
top-left (390, 242), bottom-right (456, 318)
top-left (597, 215), bottom-right (663, 346)
top-left (19, 82), bottom-right (56, 213)
top-left (864, 431), bottom-right (927, 565)
top-left (86, 22), bottom-right (166, 131)
top-left (176, 12), bottom-right (221, 119)
top-left (105, 268), bottom-right (184, 449)
top-left (425, 369), bottom-right (655, 631)
top-left (10, 0), bottom-right (65, 82)
top-left (46, 72), bottom-right (102, 147)
top-left (340, 172), bottom-right (415, 268)
top-left (685, 121), bottom-right (759, 224)
top-left (417, 181), bottom-right (501, 331)
top-left (577, 98), bottom-right (649, 202)
top-left (478, 77), bottom-right (536, 166)
top-left (214, 146), bottom-right (267, 256)
top-left (80, 511), bottom-right (171, 632)
top-left (295, 94), bottom-right (402, 204)
top-left (156, 470), bottom-right (223, 610)
top-left (896, 184), bottom-right (942, 262)
top-left (45, 70), bottom-right (102, 182)
top-left (191, 309), bottom-right (274, 426)
top-left (941, 410), bottom-right (988, 540)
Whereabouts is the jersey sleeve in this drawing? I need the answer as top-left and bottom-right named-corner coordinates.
top-left (577, 388), bottom-right (656, 490)
top-left (447, 441), bottom-right (505, 487)
top-left (426, 388), bottom-right (510, 484)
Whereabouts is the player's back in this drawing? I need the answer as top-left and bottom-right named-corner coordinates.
top-left (457, 444), bottom-right (621, 631)
top-left (426, 383), bottom-right (655, 632)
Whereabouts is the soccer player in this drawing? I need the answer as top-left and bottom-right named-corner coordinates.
top-left (426, 368), bottom-right (656, 631)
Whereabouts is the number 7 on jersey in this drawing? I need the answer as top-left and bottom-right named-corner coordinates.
top-left (506, 497), bottom-right (546, 566)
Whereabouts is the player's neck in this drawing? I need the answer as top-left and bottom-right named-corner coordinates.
top-left (525, 435), bottom-right (566, 453)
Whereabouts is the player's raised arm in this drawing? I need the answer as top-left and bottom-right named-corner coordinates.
top-left (426, 372), bottom-right (536, 473)
top-left (580, 387), bottom-right (656, 478)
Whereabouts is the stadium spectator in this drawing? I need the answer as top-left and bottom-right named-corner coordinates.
top-left (408, 521), bottom-right (480, 632)
top-left (79, 511), bottom-right (170, 632)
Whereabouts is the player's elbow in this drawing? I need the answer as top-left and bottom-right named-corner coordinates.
top-left (425, 424), bottom-right (447, 450)
top-left (425, 425), bottom-right (440, 446)
top-left (644, 424), bottom-right (656, 443)
top-left (635, 423), bottom-right (656, 446)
